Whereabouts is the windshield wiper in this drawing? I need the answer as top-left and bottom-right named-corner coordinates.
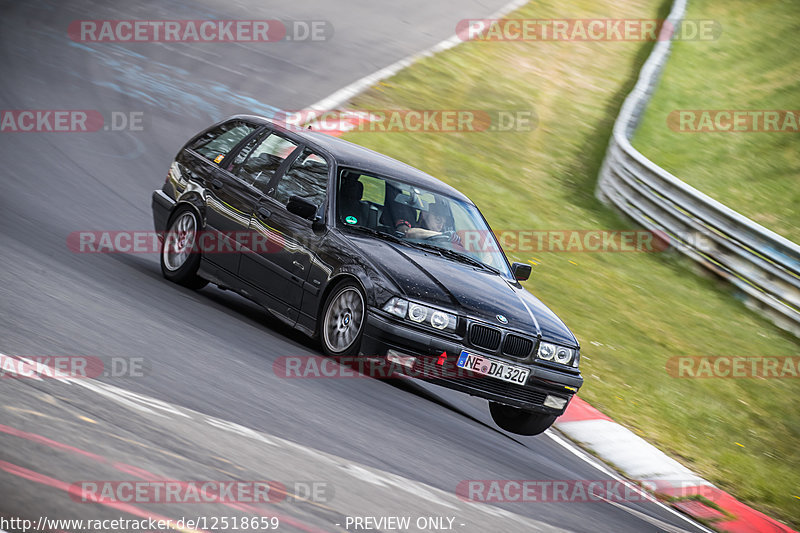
top-left (345, 225), bottom-right (408, 246)
top-left (441, 248), bottom-right (504, 275)
top-left (346, 226), bottom-right (446, 254)
top-left (409, 241), bottom-right (504, 276)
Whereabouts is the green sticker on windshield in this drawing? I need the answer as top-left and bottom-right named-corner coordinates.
top-left (345, 216), bottom-right (358, 225)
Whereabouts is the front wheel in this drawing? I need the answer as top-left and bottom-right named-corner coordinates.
top-left (320, 281), bottom-right (366, 356)
top-left (160, 207), bottom-right (208, 289)
top-left (489, 402), bottom-right (557, 436)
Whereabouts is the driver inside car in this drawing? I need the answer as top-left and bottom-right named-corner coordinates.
top-left (396, 202), bottom-right (462, 245)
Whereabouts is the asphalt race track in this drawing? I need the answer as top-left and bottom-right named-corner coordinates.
top-left (0, 1), bottom-right (711, 532)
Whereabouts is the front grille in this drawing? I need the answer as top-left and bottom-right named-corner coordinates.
top-left (409, 353), bottom-right (552, 408)
top-left (431, 375), bottom-right (547, 405)
top-left (469, 324), bottom-right (501, 351)
top-left (502, 334), bottom-right (534, 358)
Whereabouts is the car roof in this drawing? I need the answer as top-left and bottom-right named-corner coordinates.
top-left (231, 114), bottom-right (472, 203)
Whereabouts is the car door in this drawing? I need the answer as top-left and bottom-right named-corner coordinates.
top-left (239, 146), bottom-right (331, 319)
top-left (183, 119), bottom-right (261, 273)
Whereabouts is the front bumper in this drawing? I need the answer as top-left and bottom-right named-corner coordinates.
top-left (361, 310), bottom-right (583, 415)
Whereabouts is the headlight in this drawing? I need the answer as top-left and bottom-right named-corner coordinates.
top-left (554, 346), bottom-right (572, 364)
top-left (538, 342), bottom-right (556, 361)
top-left (382, 297), bottom-right (457, 334)
top-left (383, 297), bottom-right (408, 318)
top-left (430, 311), bottom-right (450, 330)
top-left (537, 341), bottom-right (577, 367)
top-left (408, 303), bottom-right (428, 323)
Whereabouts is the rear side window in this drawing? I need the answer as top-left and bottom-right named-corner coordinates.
top-left (236, 132), bottom-right (299, 193)
top-left (275, 148), bottom-right (329, 208)
top-left (191, 121), bottom-right (257, 163)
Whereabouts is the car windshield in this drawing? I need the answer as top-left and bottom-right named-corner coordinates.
top-left (336, 168), bottom-right (513, 277)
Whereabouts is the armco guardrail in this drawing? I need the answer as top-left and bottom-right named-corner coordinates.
top-left (596, 0), bottom-right (800, 337)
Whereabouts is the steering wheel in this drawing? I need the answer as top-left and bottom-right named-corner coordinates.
top-left (424, 231), bottom-right (453, 242)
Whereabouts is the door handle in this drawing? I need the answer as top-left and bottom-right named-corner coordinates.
top-left (256, 206), bottom-right (271, 220)
top-left (210, 178), bottom-right (224, 190)
top-left (292, 260), bottom-right (305, 271)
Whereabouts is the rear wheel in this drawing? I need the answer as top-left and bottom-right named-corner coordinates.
top-left (160, 207), bottom-right (208, 289)
top-left (321, 281), bottom-right (366, 356)
top-left (489, 402), bottom-right (556, 436)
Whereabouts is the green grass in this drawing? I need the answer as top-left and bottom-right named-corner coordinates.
top-left (633, 0), bottom-right (800, 242)
top-left (341, 0), bottom-right (800, 527)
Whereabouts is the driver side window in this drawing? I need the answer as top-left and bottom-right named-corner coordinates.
top-left (275, 148), bottom-right (329, 209)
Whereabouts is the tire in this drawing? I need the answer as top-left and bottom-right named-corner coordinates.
top-left (160, 206), bottom-right (208, 289)
top-left (320, 280), bottom-right (366, 356)
top-left (489, 402), bottom-right (557, 436)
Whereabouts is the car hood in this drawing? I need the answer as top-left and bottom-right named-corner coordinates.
top-left (346, 234), bottom-right (578, 347)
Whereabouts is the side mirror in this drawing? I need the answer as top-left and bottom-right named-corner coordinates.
top-left (311, 215), bottom-right (326, 232)
top-left (511, 262), bottom-right (531, 281)
top-left (287, 195), bottom-right (317, 220)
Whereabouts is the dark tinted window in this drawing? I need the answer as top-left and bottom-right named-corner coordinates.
top-left (192, 121), bottom-right (257, 163)
top-left (236, 132), bottom-right (299, 193)
top-left (275, 149), bottom-right (328, 208)
top-left (338, 170), bottom-right (383, 228)
top-left (334, 168), bottom-right (512, 276)
top-left (229, 136), bottom-right (260, 169)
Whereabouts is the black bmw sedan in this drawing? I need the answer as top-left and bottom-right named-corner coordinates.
top-left (152, 114), bottom-right (583, 435)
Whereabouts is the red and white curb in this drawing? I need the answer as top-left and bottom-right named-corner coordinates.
top-left (555, 398), bottom-right (797, 532)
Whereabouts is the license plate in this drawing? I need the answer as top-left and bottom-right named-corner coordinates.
top-left (457, 350), bottom-right (530, 385)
